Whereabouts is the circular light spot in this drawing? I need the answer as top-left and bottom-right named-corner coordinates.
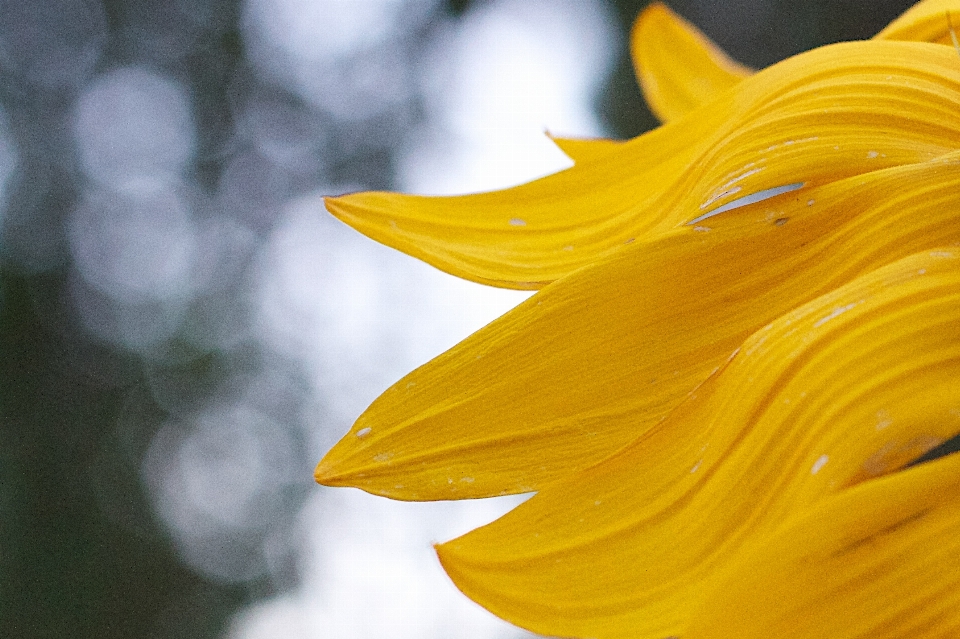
top-left (72, 66), bottom-right (195, 189)
top-left (69, 184), bottom-right (198, 303)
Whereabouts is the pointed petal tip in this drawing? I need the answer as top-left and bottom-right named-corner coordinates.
top-left (323, 192), bottom-right (378, 232)
top-left (322, 193), bottom-right (348, 216)
top-left (313, 456), bottom-right (344, 486)
top-left (633, 2), bottom-right (681, 36)
top-left (434, 540), bottom-right (470, 595)
top-left (640, 1), bottom-right (670, 19)
top-left (314, 440), bottom-right (363, 487)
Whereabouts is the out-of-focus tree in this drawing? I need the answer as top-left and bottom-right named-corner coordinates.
top-left (0, 1), bottom-right (918, 638)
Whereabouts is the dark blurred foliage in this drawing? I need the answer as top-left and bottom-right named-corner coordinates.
top-left (0, 0), bottom-right (923, 638)
top-left (0, 0), bottom-right (264, 632)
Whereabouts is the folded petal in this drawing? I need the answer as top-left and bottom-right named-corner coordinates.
top-left (875, 0), bottom-right (960, 45)
top-left (686, 453), bottom-right (960, 639)
top-left (435, 249), bottom-right (960, 639)
top-left (315, 152), bottom-right (960, 500)
top-left (631, 2), bottom-right (752, 123)
top-left (325, 41), bottom-right (960, 288)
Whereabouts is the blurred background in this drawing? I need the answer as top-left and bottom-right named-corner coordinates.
top-left (0, 0), bottom-right (916, 637)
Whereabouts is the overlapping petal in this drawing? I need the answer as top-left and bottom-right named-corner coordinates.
top-left (317, 3), bottom-right (960, 637)
top-left (434, 249), bottom-right (960, 639)
top-left (626, 0), bottom-right (960, 126)
top-left (315, 152), bottom-right (960, 500)
top-left (876, 0), bottom-right (960, 45)
top-left (630, 2), bottom-right (752, 123)
top-left (325, 41), bottom-right (960, 289)
top-left (686, 453), bottom-right (960, 639)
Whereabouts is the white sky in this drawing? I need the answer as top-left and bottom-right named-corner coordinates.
top-left (236, 0), bottom-right (618, 637)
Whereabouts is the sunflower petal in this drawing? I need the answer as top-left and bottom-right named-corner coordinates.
top-left (325, 41), bottom-right (960, 289)
top-left (435, 250), bottom-right (960, 639)
top-left (315, 153), bottom-right (960, 500)
top-left (631, 2), bottom-right (753, 123)
top-left (583, 0), bottom-right (960, 160)
top-left (628, 0), bottom-right (960, 126)
top-left (875, 0), bottom-right (960, 45)
top-left (686, 453), bottom-right (960, 639)
top-left (547, 134), bottom-right (624, 164)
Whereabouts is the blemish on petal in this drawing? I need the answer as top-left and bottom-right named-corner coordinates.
top-left (562, 245), bottom-right (574, 251)
top-left (863, 436), bottom-right (944, 478)
top-left (716, 167), bottom-right (762, 193)
top-left (693, 225), bottom-right (711, 232)
top-left (811, 454), bottom-right (829, 475)
top-left (807, 199), bottom-right (815, 206)
top-left (774, 217), bottom-right (789, 226)
top-left (509, 218), bottom-right (526, 226)
top-left (877, 409), bottom-right (892, 430)
top-left (690, 459), bottom-right (703, 473)
top-left (373, 452), bottom-right (393, 463)
top-left (814, 302), bottom-right (858, 327)
top-left (699, 186), bottom-right (742, 211)
top-left (867, 150), bottom-right (879, 158)
top-left (356, 427), bottom-right (372, 438)
top-left (460, 476), bottom-right (474, 483)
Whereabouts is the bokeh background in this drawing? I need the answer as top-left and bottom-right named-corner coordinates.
top-left (0, 0), bottom-right (916, 637)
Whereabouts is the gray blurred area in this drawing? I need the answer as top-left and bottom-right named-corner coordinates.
top-left (0, 1), bottom-right (914, 638)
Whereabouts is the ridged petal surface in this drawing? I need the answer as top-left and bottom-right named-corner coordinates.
top-left (435, 250), bottom-right (960, 639)
top-left (687, 453), bottom-right (960, 639)
top-left (316, 153), bottom-right (960, 500)
top-left (325, 42), bottom-right (960, 289)
top-left (628, 0), bottom-right (960, 126)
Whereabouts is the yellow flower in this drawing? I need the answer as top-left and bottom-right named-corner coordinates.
top-left (316, 1), bottom-right (960, 637)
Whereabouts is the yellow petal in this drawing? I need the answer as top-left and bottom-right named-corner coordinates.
top-left (561, 0), bottom-right (960, 166)
top-left (875, 0), bottom-right (960, 45)
top-left (547, 134), bottom-right (624, 164)
top-left (687, 453), bottom-right (960, 639)
top-left (315, 152), bottom-right (960, 500)
top-left (629, 0), bottom-right (960, 127)
top-left (630, 2), bottom-right (753, 123)
top-left (435, 249), bottom-right (960, 639)
top-left (325, 41), bottom-right (960, 289)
